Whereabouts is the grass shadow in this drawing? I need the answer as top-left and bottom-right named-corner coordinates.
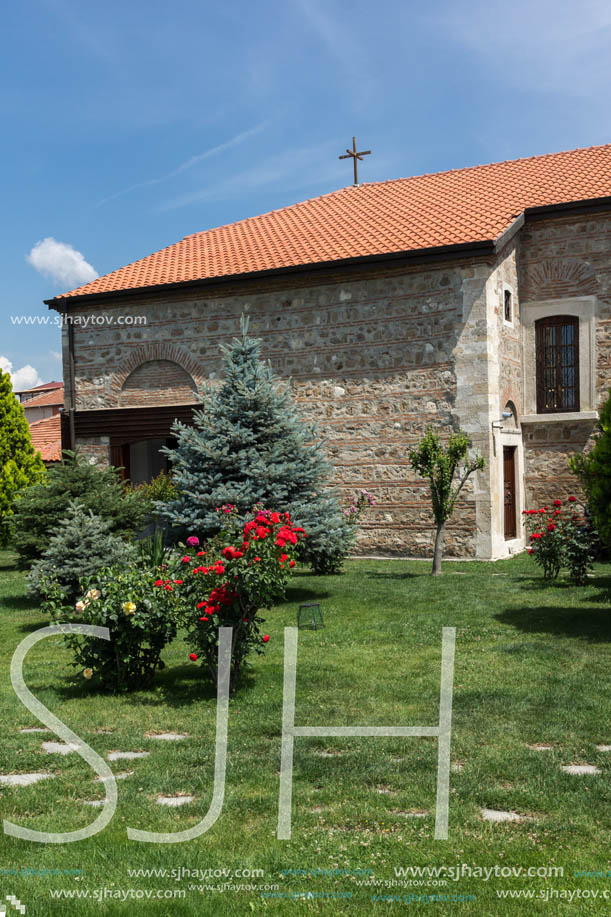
top-left (0, 595), bottom-right (40, 613)
top-left (285, 585), bottom-right (332, 603)
top-left (495, 605), bottom-right (611, 642)
top-left (365, 571), bottom-right (421, 581)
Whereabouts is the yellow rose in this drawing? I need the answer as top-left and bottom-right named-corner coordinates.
top-left (86, 589), bottom-right (101, 600)
top-left (75, 600), bottom-right (86, 613)
top-left (122, 601), bottom-right (137, 615)
top-left (83, 668), bottom-right (93, 680)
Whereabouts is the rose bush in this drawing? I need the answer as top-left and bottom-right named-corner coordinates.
top-left (169, 506), bottom-right (306, 692)
top-left (43, 563), bottom-right (181, 692)
top-left (522, 496), bottom-right (596, 584)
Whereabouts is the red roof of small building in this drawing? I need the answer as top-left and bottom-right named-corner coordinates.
top-left (50, 143), bottom-right (611, 302)
top-left (16, 380), bottom-right (63, 395)
top-left (29, 414), bottom-right (62, 463)
top-left (21, 385), bottom-right (64, 409)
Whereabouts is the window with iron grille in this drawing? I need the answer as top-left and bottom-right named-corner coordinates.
top-left (535, 316), bottom-right (580, 413)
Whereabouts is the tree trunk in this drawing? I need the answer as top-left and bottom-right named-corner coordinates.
top-left (432, 522), bottom-right (445, 576)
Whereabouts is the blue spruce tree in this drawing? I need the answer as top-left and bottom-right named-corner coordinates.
top-left (161, 323), bottom-right (353, 573)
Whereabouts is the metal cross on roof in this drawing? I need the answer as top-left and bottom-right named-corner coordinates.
top-left (339, 136), bottom-right (372, 185)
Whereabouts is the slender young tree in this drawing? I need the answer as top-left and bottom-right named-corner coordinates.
top-left (0, 371), bottom-right (45, 545)
top-left (409, 429), bottom-right (485, 575)
top-left (162, 321), bottom-right (354, 573)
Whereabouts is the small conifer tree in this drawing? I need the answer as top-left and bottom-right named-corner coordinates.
top-left (0, 370), bottom-right (46, 545)
top-left (162, 323), bottom-right (353, 573)
top-left (28, 502), bottom-right (136, 602)
top-left (11, 450), bottom-right (148, 567)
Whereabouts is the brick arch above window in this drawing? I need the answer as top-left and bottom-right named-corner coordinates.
top-left (118, 360), bottom-right (198, 407)
top-left (111, 343), bottom-right (204, 403)
top-left (521, 258), bottom-right (597, 301)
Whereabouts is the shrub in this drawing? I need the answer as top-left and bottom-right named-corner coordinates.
top-left (522, 497), bottom-right (596, 584)
top-left (169, 506), bottom-right (305, 693)
top-left (569, 390), bottom-right (611, 552)
top-left (127, 471), bottom-right (176, 527)
top-left (11, 450), bottom-right (148, 568)
top-left (28, 503), bottom-right (136, 602)
top-left (44, 562), bottom-right (180, 692)
top-left (161, 321), bottom-right (352, 574)
top-left (0, 370), bottom-right (46, 545)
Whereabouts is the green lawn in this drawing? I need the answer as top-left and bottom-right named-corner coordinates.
top-left (0, 550), bottom-right (610, 915)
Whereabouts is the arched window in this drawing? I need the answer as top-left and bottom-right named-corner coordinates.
top-left (535, 316), bottom-right (579, 413)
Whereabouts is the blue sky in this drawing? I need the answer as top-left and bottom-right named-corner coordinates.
top-left (2, 0), bottom-right (611, 388)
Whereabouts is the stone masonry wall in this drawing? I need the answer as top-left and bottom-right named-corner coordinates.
top-left (518, 212), bottom-right (611, 508)
top-left (65, 258), bottom-right (495, 557)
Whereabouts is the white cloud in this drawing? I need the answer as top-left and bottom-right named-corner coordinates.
top-left (49, 350), bottom-right (62, 362)
top-left (0, 357), bottom-right (43, 392)
top-left (26, 237), bottom-right (98, 288)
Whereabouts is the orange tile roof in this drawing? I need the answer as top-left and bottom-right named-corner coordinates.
top-left (29, 414), bottom-right (62, 462)
top-left (22, 386), bottom-right (64, 409)
top-left (51, 144), bottom-right (611, 302)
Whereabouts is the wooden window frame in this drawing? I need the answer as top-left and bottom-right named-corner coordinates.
top-left (535, 315), bottom-right (580, 414)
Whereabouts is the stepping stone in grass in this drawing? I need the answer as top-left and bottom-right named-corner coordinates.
top-left (0, 773), bottom-right (54, 786)
top-left (84, 800), bottom-right (104, 807)
top-left (314, 749), bottom-right (342, 758)
top-left (561, 764), bottom-right (601, 775)
top-left (481, 808), bottom-right (522, 823)
top-left (157, 795), bottom-right (194, 807)
top-left (107, 751), bottom-right (150, 761)
top-left (145, 733), bottom-right (188, 741)
top-left (20, 727), bottom-right (50, 734)
top-left (451, 763), bottom-right (464, 773)
top-left (596, 745), bottom-right (611, 752)
top-left (527, 744), bottom-right (554, 751)
top-left (375, 786), bottom-right (396, 795)
top-left (94, 771), bottom-right (134, 782)
top-left (42, 741), bottom-right (80, 755)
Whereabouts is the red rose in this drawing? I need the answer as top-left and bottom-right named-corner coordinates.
top-left (262, 634), bottom-right (270, 643)
top-left (197, 550), bottom-right (206, 556)
top-left (154, 579), bottom-right (163, 586)
top-left (276, 538), bottom-right (286, 547)
top-left (270, 512), bottom-right (281, 524)
top-left (173, 579), bottom-right (183, 585)
top-left (568, 496), bottom-right (577, 503)
top-left (253, 556), bottom-right (261, 562)
top-left (553, 500), bottom-right (562, 507)
top-left (279, 553), bottom-right (289, 562)
top-left (181, 556), bottom-right (191, 564)
top-left (256, 527), bottom-right (268, 539)
top-left (164, 584), bottom-right (173, 591)
top-left (530, 533), bottom-right (542, 540)
top-left (289, 560), bottom-right (296, 568)
top-left (547, 523), bottom-right (556, 532)
top-left (189, 653), bottom-right (198, 661)
top-left (222, 546), bottom-right (236, 560)
top-left (197, 601), bottom-right (207, 609)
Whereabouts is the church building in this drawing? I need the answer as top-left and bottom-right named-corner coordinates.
top-left (45, 144), bottom-right (611, 559)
